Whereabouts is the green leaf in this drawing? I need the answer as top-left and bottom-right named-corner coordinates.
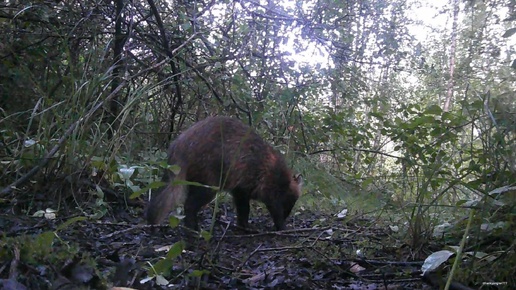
top-left (90, 156), bottom-right (106, 169)
top-left (369, 111), bottom-right (385, 119)
top-left (129, 181), bottom-right (166, 199)
top-left (35, 231), bottom-right (55, 251)
top-left (151, 259), bottom-right (174, 276)
top-left (128, 184), bottom-right (141, 193)
top-left (168, 164), bottom-right (181, 175)
top-left (361, 177), bottom-right (374, 188)
top-left (168, 216), bottom-right (182, 228)
top-left (95, 185), bottom-right (104, 199)
top-left (456, 199), bottom-right (467, 206)
top-left (89, 206), bottom-right (107, 220)
top-left (149, 181), bottom-right (167, 189)
top-left (181, 23), bottom-right (191, 30)
top-left (166, 241), bottom-right (185, 260)
top-left (189, 269), bottom-right (210, 278)
top-left (470, 99), bottom-right (484, 109)
top-left (407, 115), bottom-right (434, 128)
top-left (56, 216), bottom-right (88, 232)
top-left (200, 230), bottom-right (212, 242)
top-left (423, 104), bottom-right (442, 115)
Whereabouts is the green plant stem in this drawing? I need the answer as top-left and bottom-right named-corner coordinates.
top-left (210, 192), bottom-right (221, 234)
top-left (445, 208), bottom-right (474, 290)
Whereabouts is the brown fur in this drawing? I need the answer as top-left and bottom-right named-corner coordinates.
top-left (145, 116), bottom-right (302, 231)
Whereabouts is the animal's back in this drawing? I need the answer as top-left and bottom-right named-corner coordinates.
top-left (169, 116), bottom-right (274, 191)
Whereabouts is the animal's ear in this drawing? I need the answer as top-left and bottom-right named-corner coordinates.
top-left (293, 173), bottom-right (303, 186)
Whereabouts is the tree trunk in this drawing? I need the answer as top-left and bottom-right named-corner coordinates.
top-left (444, 0), bottom-right (460, 112)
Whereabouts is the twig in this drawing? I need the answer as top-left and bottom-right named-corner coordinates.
top-left (99, 223), bottom-right (153, 239)
top-left (234, 227), bottom-right (336, 273)
top-left (9, 246), bottom-right (20, 279)
top-left (309, 148), bottom-right (405, 161)
top-left (235, 243), bottom-right (263, 273)
top-left (211, 221), bottom-right (231, 260)
top-left (218, 226), bottom-right (331, 239)
top-left (354, 259), bottom-right (423, 267)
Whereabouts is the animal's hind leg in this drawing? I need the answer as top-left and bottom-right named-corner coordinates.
top-left (183, 185), bottom-right (216, 231)
top-left (232, 189), bottom-right (250, 229)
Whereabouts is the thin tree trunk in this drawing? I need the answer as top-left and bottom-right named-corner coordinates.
top-left (109, 0), bottom-right (126, 138)
top-left (147, 0), bottom-right (183, 136)
top-left (444, 0), bottom-right (459, 112)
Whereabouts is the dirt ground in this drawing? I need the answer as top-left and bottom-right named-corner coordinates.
top-left (1, 195), bottom-right (436, 289)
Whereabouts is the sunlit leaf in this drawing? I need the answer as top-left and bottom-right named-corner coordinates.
top-left (44, 208), bottom-right (57, 220)
top-left (389, 225), bottom-right (399, 232)
top-left (432, 222), bottom-right (452, 237)
top-left (155, 275), bottom-right (169, 286)
top-left (33, 210), bottom-right (46, 217)
top-left (140, 275), bottom-right (155, 284)
top-left (24, 139), bottom-right (37, 147)
top-left (119, 166), bottom-right (135, 180)
top-left (335, 208), bottom-right (348, 219)
top-left (421, 250), bottom-right (454, 274)
top-left (128, 184), bottom-right (141, 192)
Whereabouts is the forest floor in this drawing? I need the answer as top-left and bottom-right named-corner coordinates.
top-left (0, 194), bottom-right (438, 290)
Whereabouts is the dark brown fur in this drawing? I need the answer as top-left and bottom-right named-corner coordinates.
top-left (145, 116), bottom-right (302, 231)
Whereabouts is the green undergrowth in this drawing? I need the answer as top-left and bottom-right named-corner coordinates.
top-left (0, 217), bottom-right (106, 289)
